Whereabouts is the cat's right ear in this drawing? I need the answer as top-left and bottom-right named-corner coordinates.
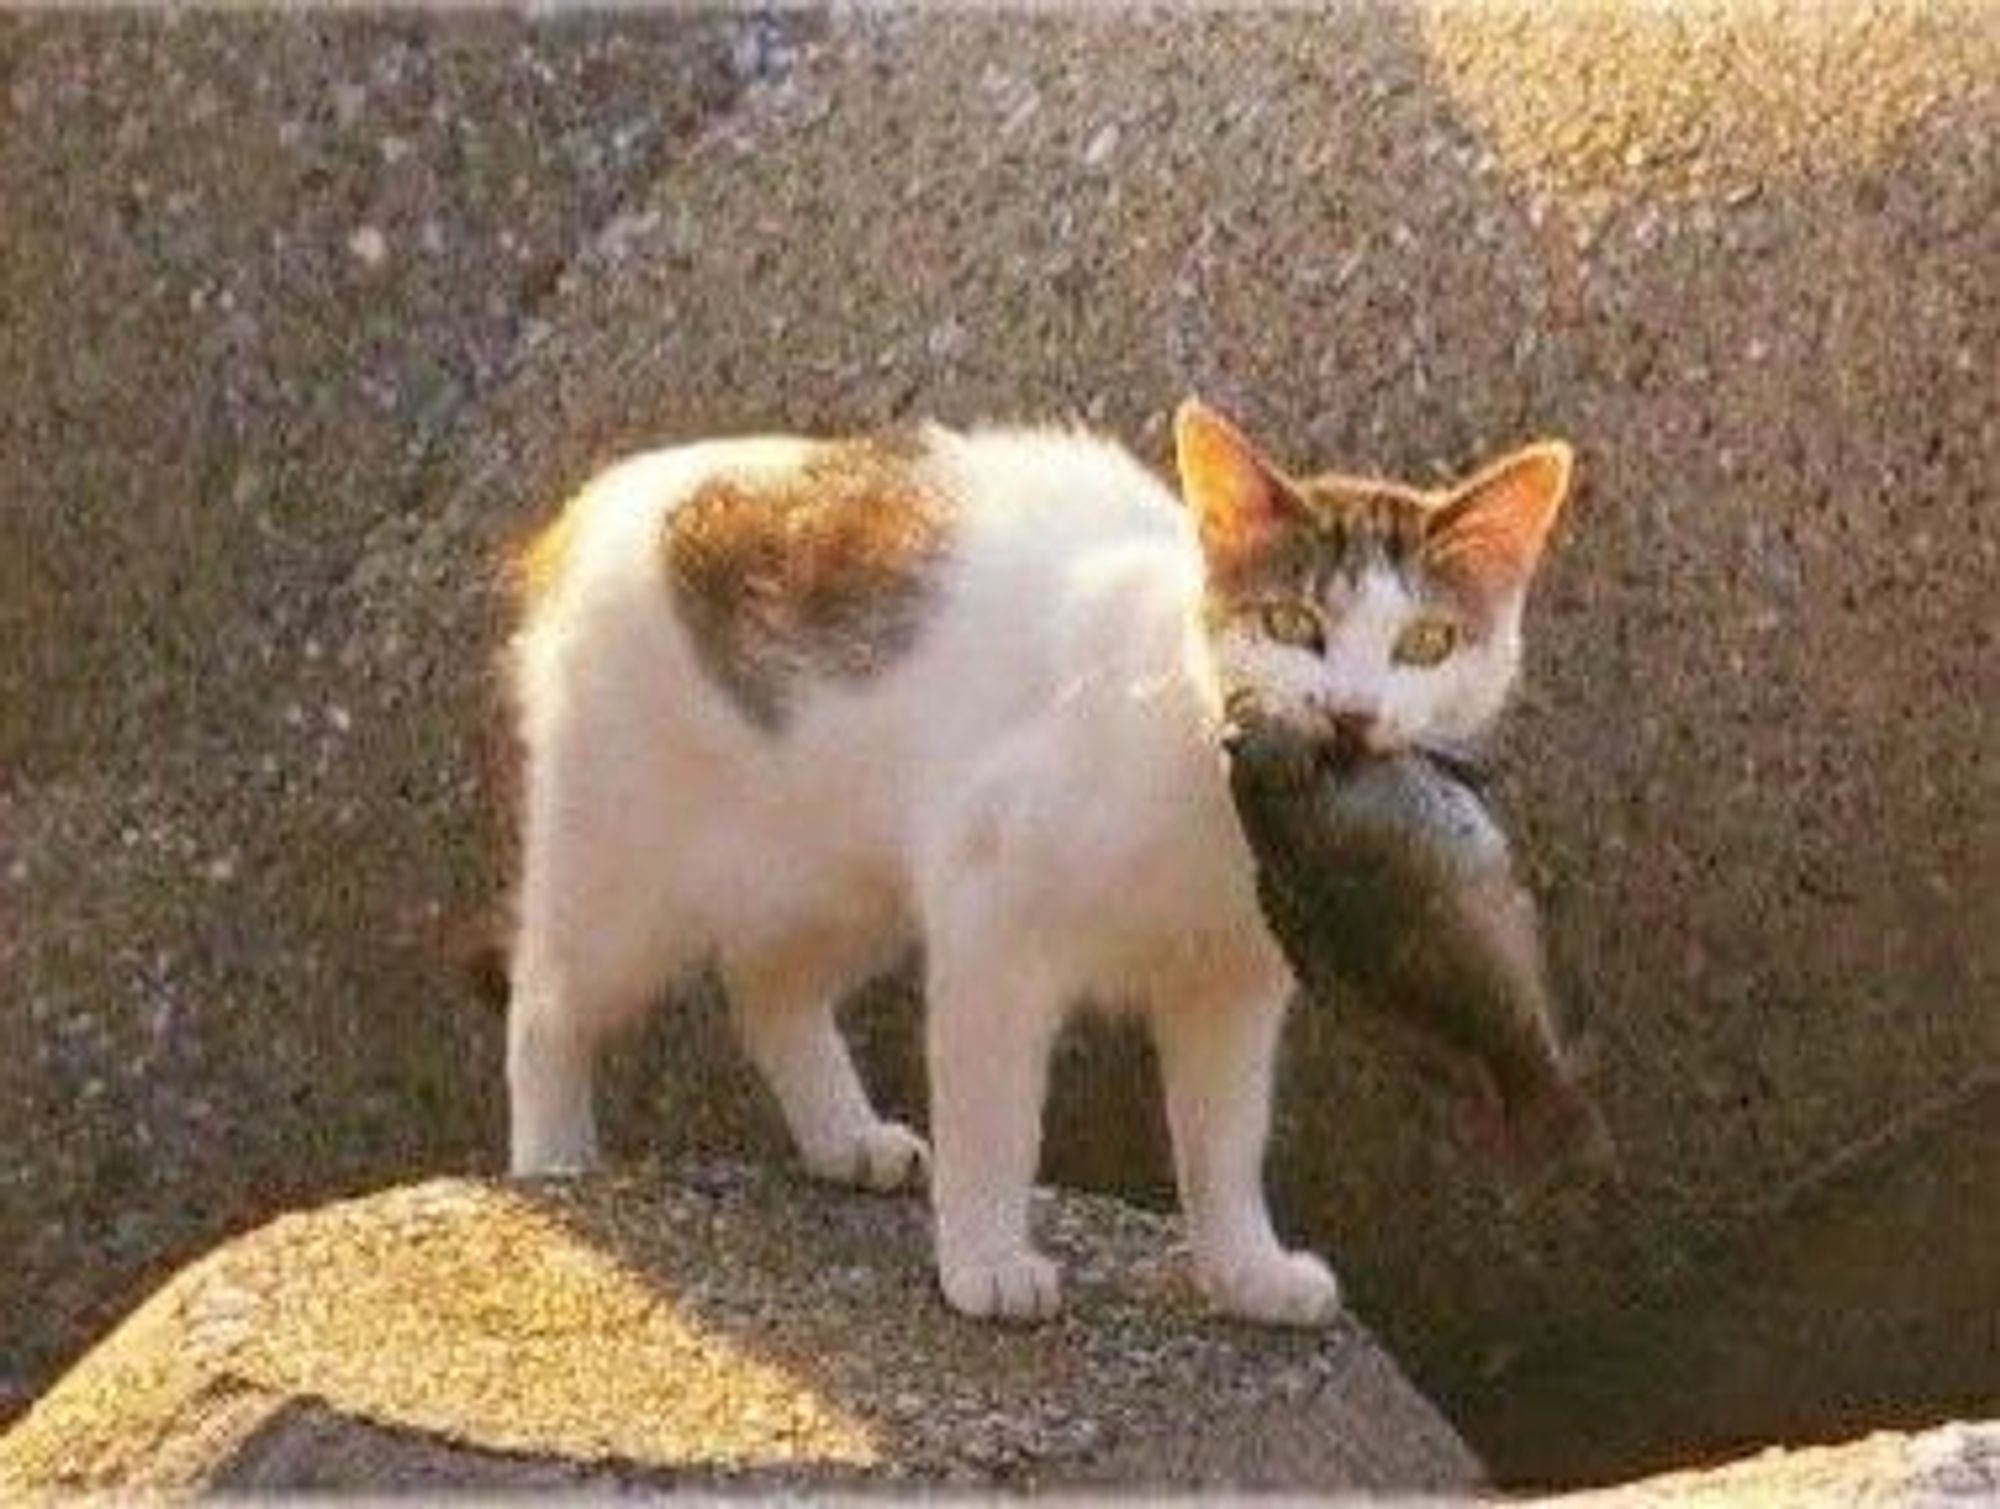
top-left (1174, 399), bottom-right (1296, 574)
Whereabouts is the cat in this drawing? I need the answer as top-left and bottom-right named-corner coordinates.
top-left (503, 397), bottom-right (1572, 1326)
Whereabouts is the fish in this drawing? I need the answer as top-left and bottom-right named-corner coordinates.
top-left (1223, 711), bottom-right (1613, 1175)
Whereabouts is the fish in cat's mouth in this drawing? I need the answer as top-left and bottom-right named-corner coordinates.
top-left (1221, 710), bottom-right (1615, 1180)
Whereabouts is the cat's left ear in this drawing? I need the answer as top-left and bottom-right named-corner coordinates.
top-left (1424, 441), bottom-right (1575, 608)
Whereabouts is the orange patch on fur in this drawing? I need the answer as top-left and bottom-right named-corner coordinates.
top-left (662, 436), bottom-right (952, 730)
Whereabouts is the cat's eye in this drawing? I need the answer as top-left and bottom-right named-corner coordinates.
top-left (1258, 601), bottom-right (1326, 654)
top-left (1393, 615), bottom-right (1460, 667)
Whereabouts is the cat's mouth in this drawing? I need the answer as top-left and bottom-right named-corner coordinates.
top-left (1218, 692), bottom-right (1488, 790)
top-left (1219, 690), bottom-right (1385, 766)
top-left (1322, 717), bottom-right (1377, 767)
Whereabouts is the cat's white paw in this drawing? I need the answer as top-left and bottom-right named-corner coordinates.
top-left (805, 1120), bottom-right (930, 1193)
top-left (1200, 1248), bottom-right (1343, 1328)
top-left (939, 1250), bottom-right (1063, 1322)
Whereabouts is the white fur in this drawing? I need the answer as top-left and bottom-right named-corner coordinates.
top-left (505, 424), bottom-right (1516, 1327)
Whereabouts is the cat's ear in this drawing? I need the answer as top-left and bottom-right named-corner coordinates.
top-left (1174, 398), bottom-right (1301, 572)
top-left (1424, 441), bottom-right (1574, 609)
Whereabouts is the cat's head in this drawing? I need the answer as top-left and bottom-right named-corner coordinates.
top-left (1174, 398), bottom-right (1573, 761)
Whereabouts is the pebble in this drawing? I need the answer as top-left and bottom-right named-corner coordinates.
top-left (332, 81), bottom-right (368, 129)
top-left (348, 225), bottom-right (389, 268)
top-left (926, 316), bottom-right (967, 360)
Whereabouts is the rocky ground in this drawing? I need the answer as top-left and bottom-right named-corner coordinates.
top-left (1, 1162), bottom-right (1990, 1501)
top-left (1553, 1422), bottom-right (2000, 1507)
top-left (2, 3), bottom-right (1994, 1487)
top-left (0, 1160), bottom-right (1482, 1494)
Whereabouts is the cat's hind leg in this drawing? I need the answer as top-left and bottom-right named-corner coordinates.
top-left (1153, 987), bottom-right (1342, 1327)
top-left (724, 942), bottom-right (928, 1193)
top-left (507, 915), bottom-right (657, 1177)
top-left (507, 754), bottom-right (695, 1178)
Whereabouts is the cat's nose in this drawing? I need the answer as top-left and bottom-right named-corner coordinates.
top-left (1325, 709), bottom-right (1379, 762)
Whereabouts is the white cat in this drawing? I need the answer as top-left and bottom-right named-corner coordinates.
top-left (503, 398), bottom-right (1571, 1326)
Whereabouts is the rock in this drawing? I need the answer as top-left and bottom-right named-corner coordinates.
top-left (1546, 1420), bottom-right (2000, 1506)
top-left (1466, 1071), bottom-right (2000, 1484)
top-left (0, 1161), bottom-right (1481, 1494)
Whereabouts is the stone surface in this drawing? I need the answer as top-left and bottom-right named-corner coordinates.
top-left (0, 1161), bottom-right (1481, 1493)
top-left (1474, 1071), bottom-right (1999, 1483)
top-left (2, 4), bottom-right (1995, 1485)
top-left (1548, 1420), bottom-right (2000, 1506)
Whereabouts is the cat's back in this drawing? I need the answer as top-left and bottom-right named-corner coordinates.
top-left (518, 423), bottom-right (1176, 599)
top-left (921, 421), bottom-right (1187, 568)
top-left (508, 421), bottom-right (1206, 826)
top-left (513, 436), bottom-right (822, 628)
top-left (516, 423), bottom-right (1189, 676)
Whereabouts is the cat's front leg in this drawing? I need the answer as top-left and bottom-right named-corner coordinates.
top-left (725, 949), bottom-right (930, 1194)
top-left (923, 921), bottom-right (1064, 1322)
top-left (1154, 988), bottom-right (1343, 1327)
